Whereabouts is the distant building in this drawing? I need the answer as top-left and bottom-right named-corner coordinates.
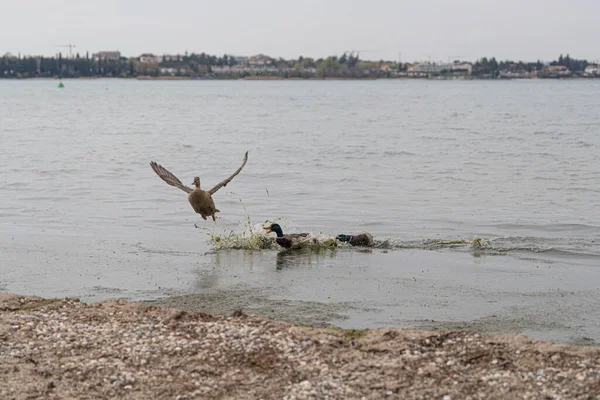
top-left (211, 64), bottom-right (282, 75)
top-left (233, 56), bottom-right (249, 66)
top-left (378, 62), bottom-right (394, 71)
top-left (408, 62), bottom-right (452, 74)
top-left (499, 70), bottom-right (537, 79)
top-left (159, 67), bottom-right (177, 76)
top-left (452, 62), bottom-right (473, 75)
top-left (135, 60), bottom-right (159, 75)
top-left (139, 53), bottom-right (162, 64)
top-left (93, 51), bottom-right (121, 62)
top-left (584, 65), bottom-right (599, 76)
top-left (162, 54), bottom-right (183, 62)
top-left (248, 54), bottom-right (273, 67)
top-left (543, 65), bottom-right (570, 74)
top-left (211, 66), bottom-right (232, 73)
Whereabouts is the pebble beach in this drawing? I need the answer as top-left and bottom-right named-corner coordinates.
top-left (1, 293), bottom-right (599, 399)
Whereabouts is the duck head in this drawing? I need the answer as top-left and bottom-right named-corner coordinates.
top-left (336, 234), bottom-right (353, 242)
top-left (264, 223), bottom-right (284, 238)
top-left (191, 176), bottom-right (200, 189)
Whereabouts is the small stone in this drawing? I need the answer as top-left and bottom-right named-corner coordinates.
top-left (124, 385), bottom-right (132, 390)
top-left (299, 380), bottom-right (311, 389)
top-left (443, 396), bottom-right (452, 400)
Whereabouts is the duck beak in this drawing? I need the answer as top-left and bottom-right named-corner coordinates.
top-left (263, 227), bottom-right (272, 233)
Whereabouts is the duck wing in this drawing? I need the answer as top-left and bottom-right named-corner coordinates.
top-left (276, 233), bottom-right (310, 249)
top-left (286, 233), bottom-right (309, 239)
top-left (150, 161), bottom-right (193, 194)
top-left (208, 151), bottom-right (249, 195)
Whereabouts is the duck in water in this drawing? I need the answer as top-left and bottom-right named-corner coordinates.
top-left (264, 223), bottom-right (314, 249)
top-left (150, 151), bottom-right (248, 222)
top-left (336, 232), bottom-right (374, 247)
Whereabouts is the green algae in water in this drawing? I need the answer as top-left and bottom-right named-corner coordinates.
top-left (470, 237), bottom-right (492, 249)
top-left (205, 220), bottom-right (278, 251)
top-left (201, 213), bottom-right (284, 251)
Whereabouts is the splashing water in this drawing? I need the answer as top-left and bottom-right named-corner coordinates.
top-left (194, 196), bottom-right (281, 250)
top-left (195, 196), bottom-right (545, 255)
top-left (470, 237), bottom-right (492, 250)
top-left (371, 236), bottom-right (491, 251)
top-left (202, 220), bottom-right (340, 251)
top-left (196, 196), bottom-right (339, 251)
top-left (202, 220), bottom-right (278, 251)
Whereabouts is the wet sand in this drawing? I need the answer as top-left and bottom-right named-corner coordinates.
top-left (2, 293), bottom-right (599, 400)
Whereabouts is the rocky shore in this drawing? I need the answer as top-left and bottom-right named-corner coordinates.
top-left (1, 293), bottom-right (599, 399)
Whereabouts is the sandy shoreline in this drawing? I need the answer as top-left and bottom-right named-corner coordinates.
top-left (1, 293), bottom-right (599, 399)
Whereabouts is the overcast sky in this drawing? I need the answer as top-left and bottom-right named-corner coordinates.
top-left (1, 0), bottom-right (598, 62)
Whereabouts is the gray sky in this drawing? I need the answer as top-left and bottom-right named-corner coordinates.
top-left (1, 0), bottom-right (599, 62)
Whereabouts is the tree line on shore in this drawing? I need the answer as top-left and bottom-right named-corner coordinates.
top-left (472, 54), bottom-right (588, 77)
top-left (0, 51), bottom-right (592, 79)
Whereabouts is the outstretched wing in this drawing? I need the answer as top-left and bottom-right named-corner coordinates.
top-left (209, 151), bottom-right (249, 195)
top-left (150, 161), bottom-right (193, 194)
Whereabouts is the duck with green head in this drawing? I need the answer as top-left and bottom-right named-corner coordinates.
top-left (264, 223), bottom-right (313, 249)
top-left (336, 232), bottom-right (374, 247)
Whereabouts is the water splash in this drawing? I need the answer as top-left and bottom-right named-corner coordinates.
top-left (194, 197), bottom-right (280, 250)
top-left (197, 197), bottom-right (339, 251)
top-left (202, 218), bottom-right (558, 255)
top-left (203, 220), bottom-right (340, 251)
top-left (372, 236), bottom-right (557, 254)
top-left (196, 198), bottom-right (584, 256)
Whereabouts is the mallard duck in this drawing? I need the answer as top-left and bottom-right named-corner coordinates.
top-left (150, 151), bottom-right (248, 221)
top-left (336, 232), bottom-right (374, 247)
top-left (264, 223), bottom-right (314, 249)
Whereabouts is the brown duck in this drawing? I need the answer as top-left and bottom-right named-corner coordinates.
top-left (150, 151), bottom-right (248, 221)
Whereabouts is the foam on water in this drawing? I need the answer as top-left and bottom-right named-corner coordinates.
top-left (202, 219), bottom-right (340, 251)
top-left (193, 198), bottom-right (338, 251)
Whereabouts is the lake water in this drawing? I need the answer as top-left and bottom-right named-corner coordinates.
top-left (1, 79), bottom-right (599, 343)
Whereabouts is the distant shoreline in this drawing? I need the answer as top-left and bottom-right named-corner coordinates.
top-left (2, 76), bottom-right (600, 81)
